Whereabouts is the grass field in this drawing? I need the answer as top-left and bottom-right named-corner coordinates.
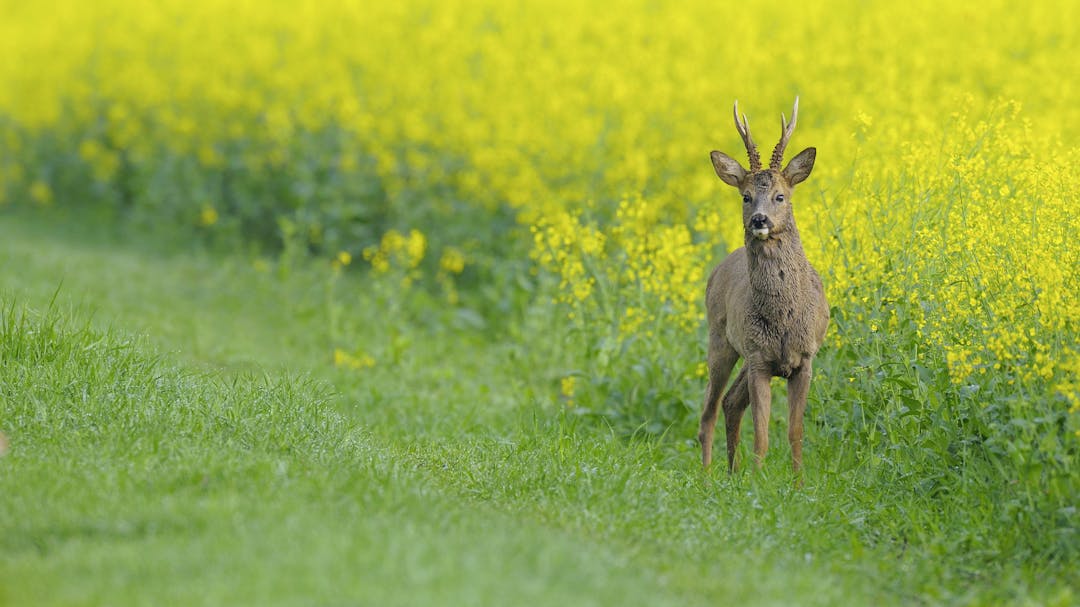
top-left (2, 0), bottom-right (1078, 605)
top-left (1, 212), bottom-right (1075, 606)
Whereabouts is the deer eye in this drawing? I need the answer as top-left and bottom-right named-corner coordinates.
top-left (742, 193), bottom-right (751, 204)
top-left (775, 194), bottom-right (785, 203)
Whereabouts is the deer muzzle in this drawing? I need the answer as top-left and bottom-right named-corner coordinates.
top-left (749, 213), bottom-right (772, 240)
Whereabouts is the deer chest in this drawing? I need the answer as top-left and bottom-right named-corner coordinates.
top-left (742, 311), bottom-right (816, 378)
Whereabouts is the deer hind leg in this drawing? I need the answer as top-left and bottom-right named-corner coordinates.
top-left (721, 365), bottom-right (750, 473)
top-left (698, 336), bottom-right (738, 469)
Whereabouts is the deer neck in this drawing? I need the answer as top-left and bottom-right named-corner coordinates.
top-left (745, 224), bottom-right (809, 309)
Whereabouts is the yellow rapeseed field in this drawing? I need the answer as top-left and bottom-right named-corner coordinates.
top-left (1, 0), bottom-right (1078, 421)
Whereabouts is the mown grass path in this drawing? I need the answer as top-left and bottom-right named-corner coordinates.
top-left (0, 214), bottom-right (1071, 606)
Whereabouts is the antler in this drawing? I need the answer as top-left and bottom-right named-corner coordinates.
top-left (733, 100), bottom-right (761, 172)
top-left (770, 96), bottom-right (799, 170)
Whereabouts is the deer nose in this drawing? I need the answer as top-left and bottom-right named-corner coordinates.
top-left (750, 214), bottom-right (771, 229)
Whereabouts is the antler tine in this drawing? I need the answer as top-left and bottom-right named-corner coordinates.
top-left (770, 96), bottom-right (799, 170)
top-left (733, 100), bottom-right (761, 172)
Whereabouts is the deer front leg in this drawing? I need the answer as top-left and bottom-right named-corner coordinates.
top-left (786, 362), bottom-right (812, 475)
top-left (722, 366), bottom-right (750, 473)
top-left (747, 367), bottom-right (772, 469)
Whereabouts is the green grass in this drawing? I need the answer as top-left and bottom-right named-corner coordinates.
top-left (0, 211), bottom-right (1075, 606)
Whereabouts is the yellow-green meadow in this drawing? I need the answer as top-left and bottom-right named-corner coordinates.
top-left (2, 1), bottom-right (1077, 604)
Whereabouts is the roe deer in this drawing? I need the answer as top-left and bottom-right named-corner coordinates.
top-left (697, 97), bottom-right (829, 474)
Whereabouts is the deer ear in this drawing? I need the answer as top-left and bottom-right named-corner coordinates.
top-left (783, 147), bottom-right (816, 185)
top-left (710, 151), bottom-right (746, 187)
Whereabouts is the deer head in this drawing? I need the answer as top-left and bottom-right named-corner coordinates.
top-left (710, 97), bottom-right (816, 242)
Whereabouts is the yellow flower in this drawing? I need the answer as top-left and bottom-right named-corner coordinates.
top-left (439, 247), bottom-right (466, 274)
top-left (198, 205), bottom-right (219, 227)
top-left (333, 348), bottom-right (376, 370)
top-left (560, 376), bottom-right (578, 405)
top-left (197, 144), bottom-right (223, 168)
top-left (365, 228), bottom-right (427, 274)
top-left (404, 230), bottom-right (426, 269)
top-left (29, 180), bottom-right (52, 206)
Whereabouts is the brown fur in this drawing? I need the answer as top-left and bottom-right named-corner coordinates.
top-left (698, 99), bottom-right (829, 476)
